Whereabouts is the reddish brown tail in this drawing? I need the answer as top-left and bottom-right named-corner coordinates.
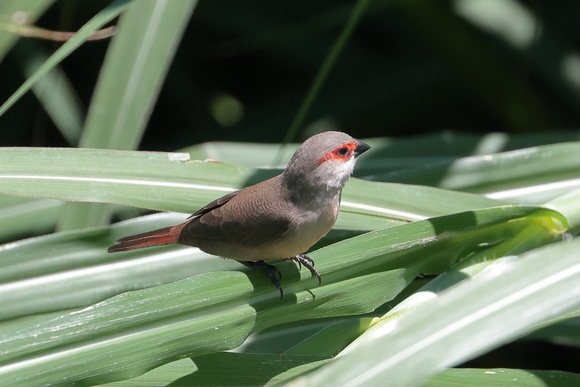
top-left (107, 223), bottom-right (185, 253)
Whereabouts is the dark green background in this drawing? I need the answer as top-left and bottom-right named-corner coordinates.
top-left (3, 1), bottom-right (580, 149)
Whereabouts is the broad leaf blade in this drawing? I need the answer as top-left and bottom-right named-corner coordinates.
top-left (374, 142), bottom-right (580, 205)
top-left (0, 147), bottom-right (506, 229)
top-left (177, 353), bottom-right (326, 387)
top-left (425, 368), bottom-right (580, 387)
top-left (295, 238), bottom-right (580, 386)
top-left (0, 270), bottom-right (397, 385)
top-left (59, 0), bottom-right (197, 231)
top-left (0, 206), bottom-right (564, 386)
top-left (0, 196), bottom-right (60, 241)
top-left (100, 358), bottom-right (196, 387)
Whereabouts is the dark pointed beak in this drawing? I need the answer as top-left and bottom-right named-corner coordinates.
top-left (354, 140), bottom-right (370, 156)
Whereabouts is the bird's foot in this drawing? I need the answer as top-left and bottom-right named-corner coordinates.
top-left (240, 260), bottom-right (284, 298)
top-left (282, 254), bottom-right (322, 285)
top-left (240, 255), bottom-right (321, 298)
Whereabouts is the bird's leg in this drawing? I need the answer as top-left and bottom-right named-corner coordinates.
top-left (282, 254), bottom-right (322, 285)
top-left (240, 261), bottom-right (283, 298)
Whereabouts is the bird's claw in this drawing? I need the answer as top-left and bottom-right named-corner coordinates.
top-left (241, 254), bottom-right (321, 299)
top-left (282, 254), bottom-right (322, 285)
top-left (240, 260), bottom-right (284, 298)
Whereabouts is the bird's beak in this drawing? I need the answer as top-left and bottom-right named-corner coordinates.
top-left (354, 140), bottom-right (371, 156)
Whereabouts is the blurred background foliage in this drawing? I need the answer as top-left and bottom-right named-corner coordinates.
top-left (2, 0), bottom-right (580, 385)
top-left (2, 0), bottom-right (580, 149)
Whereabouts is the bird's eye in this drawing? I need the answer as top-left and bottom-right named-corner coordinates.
top-left (336, 147), bottom-right (349, 156)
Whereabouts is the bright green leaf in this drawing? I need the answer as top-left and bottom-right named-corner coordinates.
top-left (296, 237), bottom-right (580, 386)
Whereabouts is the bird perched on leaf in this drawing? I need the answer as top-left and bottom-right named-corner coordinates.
top-left (108, 131), bottom-right (370, 297)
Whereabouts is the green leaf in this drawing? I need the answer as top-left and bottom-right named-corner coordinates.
top-left (425, 368), bottom-right (580, 387)
top-left (0, 0), bottom-right (133, 116)
top-left (172, 358), bottom-right (580, 387)
top-left (0, 147), bottom-right (506, 230)
top-left (14, 40), bottom-right (84, 145)
top-left (295, 237), bottom-right (580, 386)
top-left (178, 353), bottom-right (326, 386)
top-left (79, 0), bottom-right (196, 151)
top-left (0, 148), bottom-right (245, 214)
top-left (0, 196), bottom-right (60, 242)
top-left (183, 132), bottom-right (580, 181)
top-left (546, 188), bottom-right (580, 232)
top-left (282, 318), bottom-right (376, 357)
top-left (529, 316), bottom-right (580, 348)
top-left (0, 0), bottom-right (55, 62)
top-left (0, 205), bottom-right (564, 385)
top-left (0, 270), bottom-right (396, 385)
top-left (97, 358), bottom-right (196, 387)
top-left (0, 212), bottom-right (240, 320)
top-left (374, 142), bottom-right (580, 205)
top-left (58, 0), bottom-right (197, 231)
top-left (339, 178), bottom-right (505, 227)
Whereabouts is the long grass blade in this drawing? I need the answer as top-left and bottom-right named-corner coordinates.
top-left (0, 0), bottom-right (132, 116)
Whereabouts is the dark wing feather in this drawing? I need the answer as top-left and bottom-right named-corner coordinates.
top-left (187, 190), bottom-right (240, 219)
top-left (179, 176), bottom-right (292, 248)
top-left (196, 203), bottom-right (291, 247)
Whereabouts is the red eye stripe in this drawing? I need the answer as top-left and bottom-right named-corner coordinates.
top-left (317, 142), bottom-right (357, 165)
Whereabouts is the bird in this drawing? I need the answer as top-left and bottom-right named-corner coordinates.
top-left (108, 131), bottom-right (370, 297)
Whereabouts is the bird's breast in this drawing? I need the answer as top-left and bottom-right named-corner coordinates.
top-left (225, 197), bottom-right (339, 262)
top-left (286, 206), bottom-right (337, 252)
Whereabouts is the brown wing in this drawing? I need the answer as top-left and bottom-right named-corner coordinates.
top-left (187, 190), bottom-right (240, 219)
top-left (178, 176), bottom-right (292, 248)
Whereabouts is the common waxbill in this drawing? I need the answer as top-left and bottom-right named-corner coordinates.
top-left (108, 131), bottom-right (370, 297)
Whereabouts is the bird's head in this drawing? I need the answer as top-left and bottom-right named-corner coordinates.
top-left (282, 131), bottom-right (370, 191)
